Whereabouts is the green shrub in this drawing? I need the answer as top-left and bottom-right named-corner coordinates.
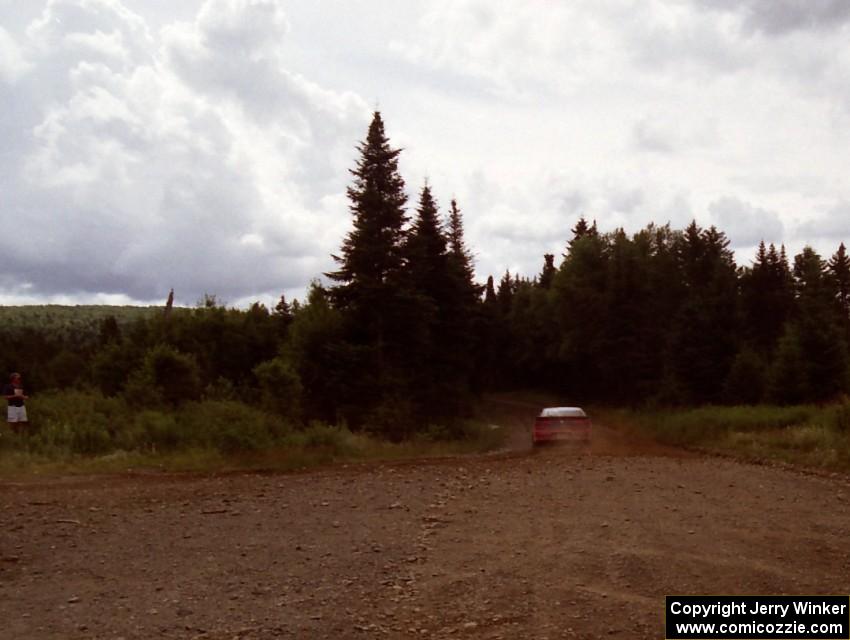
top-left (91, 343), bottom-right (139, 396)
top-left (203, 376), bottom-right (239, 402)
top-left (830, 397), bottom-right (850, 433)
top-left (46, 350), bottom-right (86, 389)
top-left (132, 410), bottom-right (182, 451)
top-left (420, 421), bottom-right (470, 441)
top-left (634, 404), bottom-right (818, 446)
top-left (722, 349), bottom-right (766, 405)
top-left (287, 422), bottom-right (355, 456)
top-left (124, 344), bottom-right (201, 407)
top-left (69, 418), bottom-right (113, 455)
top-left (252, 356), bottom-right (302, 421)
top-left (365, 396), bottom-right (416, 441)
top-left (25, 391), bottom-right (130, 455)
top-left (177, 400), bottom-right (290, 453)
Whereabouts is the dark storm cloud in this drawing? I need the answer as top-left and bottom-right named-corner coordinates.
top-left (698, 0), bottom-right (850, 35)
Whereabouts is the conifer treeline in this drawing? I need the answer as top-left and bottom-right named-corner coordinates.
top-left (317, 112), bottom-right (482, 435)
top-left (493, 222), bottom-right (849, 407)
top-left (313, 111), bottom-right (850, 425)
top-left (4, 112), bottom-right (850, 440)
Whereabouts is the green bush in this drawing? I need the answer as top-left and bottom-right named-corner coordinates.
top-left (124, 344), bottom-right (201, 407)
top-left (69, 418), bottom-right (113, 455)
top-left (636, 405), bottom-right (818, 446)
top-left (285, 422), bottom-right (356, 457)
top-left (132, 410), bottom-right (182, 451)
top-left (91, 343), bottom-right (139, 396)
top-left (252, 356), bottom-right (302, 422)
top-left (6, 391), bottom-right (298, 457)
top-left (365, 396), bottom-right (416, 441)
top-left (46, 349), bottom-right (86, 389)
top-left (830, 398), bottom-right (850, 433)
top-left (26, 391), bottom-right (128, 455)
top-left (177, 400), bottom-right (291, 453)
top-left (722, 349), bottom-right (766, 405)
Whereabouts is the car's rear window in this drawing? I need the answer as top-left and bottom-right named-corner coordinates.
top-left (540, 407), bottom-right (586, 418)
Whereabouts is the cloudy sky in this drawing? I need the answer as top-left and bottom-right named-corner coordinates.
top-left (3, 0), bottom-right (850, 306)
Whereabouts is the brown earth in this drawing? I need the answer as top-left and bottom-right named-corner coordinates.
top-left (2, 402), bottom-right (850, 639)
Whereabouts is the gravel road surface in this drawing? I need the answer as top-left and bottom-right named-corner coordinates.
top-left (2, 407), bottom-right (849, 639)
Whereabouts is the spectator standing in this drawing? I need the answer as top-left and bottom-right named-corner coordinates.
top-left (3, 373), bottom-right (28, 433)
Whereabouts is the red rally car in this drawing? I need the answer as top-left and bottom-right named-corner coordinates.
top-left (532, 406), bottom-right (591, 446)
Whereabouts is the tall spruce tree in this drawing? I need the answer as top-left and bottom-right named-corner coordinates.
top-left (447, 199), bottom-right (476, 286)
top-left (785, 246), bottom-right (849, 401)
top-left (668, 223), bottom-right (738, 403)
top-left (484, 276), bottom-right (497, 306)
top-left (538, 254), bottom-right (556, 289)
top-left (403, 185), bottom-right (474, 421)
top-left (328, 111), bottom-right (408, 309)
top-left (599, 229), bottom-right (651, 404)
top-left (443, 198), bottom-right (484, 398)
top-left (829, 243), bottom-right (850, 328)
top-left (326, 112), bottom-right (411, 429)
top-left (740, 242), bottom-right (794, 355)
top-left (404, 184), bottom-right (449, 301)
top-left (497, 271), bottom-right (516, 315)
top-left (553, 224), bottom-right (608, 398)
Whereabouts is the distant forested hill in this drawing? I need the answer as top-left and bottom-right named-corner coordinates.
top-left (0, 305), bottom-right (169, 340)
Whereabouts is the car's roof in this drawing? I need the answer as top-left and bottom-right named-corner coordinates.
top-left (540, 406), bottom-right (586, 417)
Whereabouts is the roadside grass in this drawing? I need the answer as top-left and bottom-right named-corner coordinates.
top-left (599, 403), bottom-right (850, 472)
top-left (0, 392), bottom-right (507, 477)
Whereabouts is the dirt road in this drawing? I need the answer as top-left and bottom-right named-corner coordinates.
top-left (2, 408), bottom-right (850, 639)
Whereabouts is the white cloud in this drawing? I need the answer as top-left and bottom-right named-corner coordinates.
top-left (0, 26), bottom-right (32, 83)
top-left (3, 0), bottom-right (850, 303)
top-left (1, 0), bottom-right (369, 304)
top-left (631, 114), bottom-right (719, 154)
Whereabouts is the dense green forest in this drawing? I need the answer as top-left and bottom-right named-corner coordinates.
top-left (4, 112), bottom-right (850, 449)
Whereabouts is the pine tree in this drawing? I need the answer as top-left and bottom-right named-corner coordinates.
top-left (273, 294), bottom-right (292, 317)
top-left (484, 276), bottom-right (497, 306)
top-left (401, 183), bottom-right (447, 382)
top-left (598, 229), bottom-right (652, 404)
top-left (497, 270), bottom-right (515, 315)
top-left (447, 199), bottom-right (476, 284)
top-left (404, 185), bottom-right (477, 421)
top-left (788, 246), bottom-right (849, 401)
top-left (325, 112), bottom-right (412, 430)
top-left (723, 348), bottom-right (766, 405)
top-left (272, 294), bottom-right (294, 336)
top-left (443, 197), bottom-right (484, 400)
top-left (553, 226), bottom-right (608, 398)
top-left (668, 223), bottom-right (738, 403)
top-left (538, 254), bottom-right (556, 289)
top-left (404, 184), bottom-right (449, 298)
top-left (571, 216), bottom-right (591, 241)
top-left (829, 243), bottom-right (850, 324)
top-left (327, 111), bottom-right (408, 312)
top-left (741, 242), bottom-right (793, 354)
top-left (793, 246), bottom-right (829, 303)
top-left (475, 274), bottom-right (501, 390)
top-left (767, 325), bottom-right (807, 404)
top-left (567, 216), bottom-right (598, 253)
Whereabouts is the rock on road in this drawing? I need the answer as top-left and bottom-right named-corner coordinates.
top-left (2, 422), bottom-right (850, 639)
